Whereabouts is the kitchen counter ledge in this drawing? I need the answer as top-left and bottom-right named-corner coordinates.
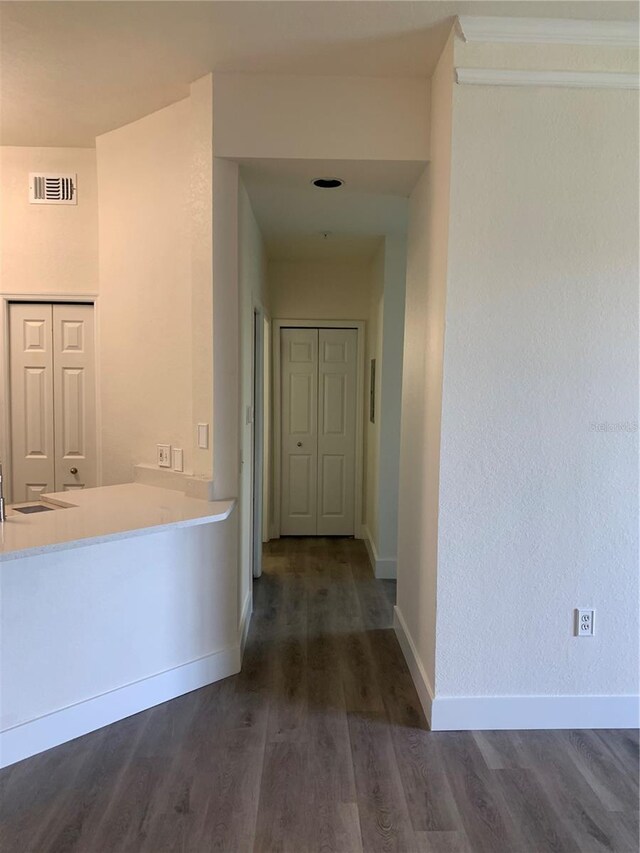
top-left (0, 483), bottom-right (235, 562)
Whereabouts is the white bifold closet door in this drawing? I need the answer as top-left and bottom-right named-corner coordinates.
top-left (280, 327), bottom-right (357, 536)
top-left (9, 303), bottom-right (96, 502)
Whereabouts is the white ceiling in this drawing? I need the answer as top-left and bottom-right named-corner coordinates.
top-left (240, 157), bottom-right (421, 261)
top-left (2, 0), bottom-right (637, 147)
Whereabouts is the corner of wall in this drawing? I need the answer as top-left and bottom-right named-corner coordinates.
top-left (396, 21), bottom-right (456, 713)
top-left (362, 525), bottom-right (397, 580)
top-left (393, 606), bottom-right (435, 726)
top-left (190, 74), bottom-right (215, 480)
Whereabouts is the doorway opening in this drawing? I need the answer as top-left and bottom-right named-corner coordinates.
top-left (273, 321), bottom-right (364, 538)
top-left (237, 156), bottom-right (419, 601)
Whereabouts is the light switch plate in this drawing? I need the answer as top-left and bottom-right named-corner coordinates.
top-left (172, 448), bottom-right (184, 472)
top-left (197, 423), bottom-right (209, 449)
top-left (157, 444), bottom-right (171, 468)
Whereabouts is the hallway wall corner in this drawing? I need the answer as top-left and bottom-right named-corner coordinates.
top-left (362, 525), bottom-right (397, 579)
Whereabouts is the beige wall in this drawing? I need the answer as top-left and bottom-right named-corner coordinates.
top-left (97, 96), bottom-right (197, 485)
top-left (189, 75), bottom-right (215, 479)
top-left (397, 29), bottom-right (454, 693)
top-left (375, 234), bottom-right (406, 569)
top-left (435, 74), bottom-right (639, 699)
top-left (364, 245), bottom-right (384, 545)
top-left (214, 74), bottom-right (429, 162)
top-left (238, 179), bottom-right (268, 616)
top-left (0, 146), bottom-right (98, 295)
top-left (397, 28), bottom-right (639, 717)
top-left (268, 259), bottom-right (372, 321)
top-left (211, 156), bottom-right (240, 499)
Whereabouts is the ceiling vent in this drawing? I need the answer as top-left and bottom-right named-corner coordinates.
top-left (29, 173), bottom-right (77, 205)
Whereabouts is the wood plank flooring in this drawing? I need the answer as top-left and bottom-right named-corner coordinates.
top-left (1, 537), bottom-right (638, 852)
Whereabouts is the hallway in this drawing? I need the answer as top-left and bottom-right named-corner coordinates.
top-left (1, 538), bottom-right (638, 852)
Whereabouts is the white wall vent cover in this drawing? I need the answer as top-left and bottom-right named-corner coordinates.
top-left (29, 173), bottom-right (77, 205)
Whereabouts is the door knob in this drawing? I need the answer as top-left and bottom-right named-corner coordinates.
top-left (297, 442), bottom-right (302, 447)
top-left (70, 467), bottom-right (78, 475)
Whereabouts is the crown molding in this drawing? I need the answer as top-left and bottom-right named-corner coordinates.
top-left (455, 68), bottom-right (640, 90)
top-left (457, 17), bottom-right (639, 48)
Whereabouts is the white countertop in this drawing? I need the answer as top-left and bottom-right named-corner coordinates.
top-left (0, 483), bottom-right (235, 562)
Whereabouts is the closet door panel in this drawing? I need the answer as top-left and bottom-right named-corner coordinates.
top-left (317, 329), bottom-right (357, 535)
top-left (280, 328), bottom-right (318, 535)
top-left (53, 304), bottom-right (97, 491)
top-left (9, 303), bottom-right (55, 501)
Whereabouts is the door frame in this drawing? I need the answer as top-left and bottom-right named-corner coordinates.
top-left (0, 293), bottom-right (101, 504)
top-left (251, 306), bottom-right (265, 578)
top-left (272, 318), bottom-right (365, 540)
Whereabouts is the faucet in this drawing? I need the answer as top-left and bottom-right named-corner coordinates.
top-left (0, 461), bottom-right (6, 522)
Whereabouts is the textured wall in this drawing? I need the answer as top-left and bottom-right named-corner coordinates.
top-left (0, 146), bottom-right (98, 295)
top-left (376, 234), bottom-right (407, 563)
top-left (268, 258), bottom-right (373, 321)
top-left (365, 244), bottom-right (384, 542)
top-left (238, 180), bottom-right (268, 618)
top-left (189, 75), bottom-right (215, 479)
top-left (214, 74), bottom-right (429, 161)
top-left (436, 82), bottom-right (639, 697)
top-left (397, 30), bottom-right (454, 692)
top-left (97, 98), bottom-right (193, 485)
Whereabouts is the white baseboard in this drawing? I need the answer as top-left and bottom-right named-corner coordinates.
top-left (429, 693), bottom-right (640, 731)
top-left (362, 525), bottom-right (397, 579)
top-left (393, 606), bottom-right (435, 725)
top-left (0, 645), bottom-right (241, 769)
top-left (239, 592), bottom-right (252, 657)
top-left (394, 605), bottom-right (640, 732)
top-left (362, 527), bottom-right (376, 570)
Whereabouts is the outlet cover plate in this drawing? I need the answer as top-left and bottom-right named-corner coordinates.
top-left (575, 608), bottom-right (595, 637)
top-left (157, 444), bottom-right (171, 468)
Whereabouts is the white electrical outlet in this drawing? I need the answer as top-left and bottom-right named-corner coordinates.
top-left (575, 608), bottom-right (595, 637)
top-left (172, 448), bottom-right (184, 472)
top-left (157, 444), bottom-right (171, 468)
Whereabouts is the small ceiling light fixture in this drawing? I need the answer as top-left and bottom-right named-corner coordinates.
top-left (312, 177), bottom-right (344, 189)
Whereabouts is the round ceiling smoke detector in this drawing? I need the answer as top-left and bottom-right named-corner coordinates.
top-left (312, 177), bottom-right (344, 189)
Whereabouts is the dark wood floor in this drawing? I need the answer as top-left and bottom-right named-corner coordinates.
top-left (1, 537), bottom-right (638, 852)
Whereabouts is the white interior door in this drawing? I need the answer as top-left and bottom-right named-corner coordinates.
top-left (280, 328), bottom-right (318, 535)
top-left (280, 326), bottom-right (357, 536)
top-left (9, 302), bottom-right (96, 501)
top-left (52, 303), bottom-right (97, 491)
top-left (9, 303), bottom-right (56, 502)
top-left (317, 328), bottom-right (357, 535)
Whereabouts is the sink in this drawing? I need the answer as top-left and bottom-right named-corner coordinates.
top-left (10, 501), bottom-right (69, 514)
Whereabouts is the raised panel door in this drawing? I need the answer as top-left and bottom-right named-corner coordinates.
top-left (317, 329), bottom-right (357, 535)
top-left (9, 304), bottom-right (55, 501)
top-left (52, 303), bottom-right (96, 491)
top-left (280, 328), bottom-right (318, 534)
